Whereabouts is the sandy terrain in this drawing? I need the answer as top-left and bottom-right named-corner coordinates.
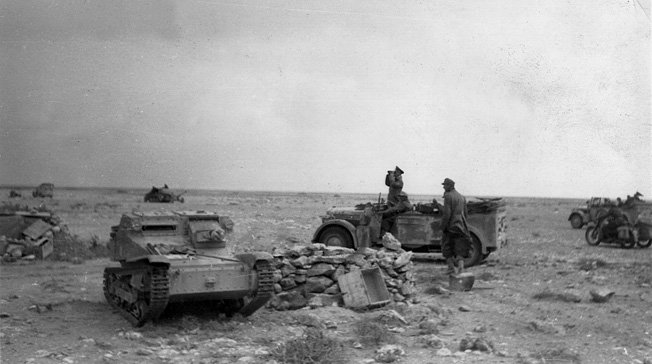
top-left (1, 187), bottom-right (651, 364)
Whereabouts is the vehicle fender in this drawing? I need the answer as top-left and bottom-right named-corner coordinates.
top-left (125, 255), bottom-right (171, 265)
top-left (568, 209), bottom-right (587, 221)
top-left (235, 252), bottom-right (274, 268)
top-left (312, 220), bottom-right (358, 246)
top-left (467, 225), bottom-right (489, 254)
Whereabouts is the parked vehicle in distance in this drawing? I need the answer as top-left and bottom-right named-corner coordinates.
top-left (568, 197), bottom-right (613, 229)
top-left (144, 185), bottom-right (186, 203)
top-left (32, 183), bottom-right (54, 198)
top-left (312, 196), bottom-right (507, 268)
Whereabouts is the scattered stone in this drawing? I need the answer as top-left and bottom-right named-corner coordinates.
top-left (436, 348), bottom-right (452, 356)
top-left (458, 305), bottom-right (471, 312)
top-left (421, 334), bottom-right (444, 348)
top-left (590, 288), bottom-right (615, 303)
top-left (121, 331), bottom-right (143, 340)
top-left (95, 340), bottom-right (114, 350)
top-left (136, 348), bottom-right (153, 356)
top-left (418, 319), bottom-right (440, 334)
top-left (381, 234), bottom-right (402, 251)
top-left (374, 344), bottom-right (405, 363)
top-left (295, 313), bottom-right (322, 327)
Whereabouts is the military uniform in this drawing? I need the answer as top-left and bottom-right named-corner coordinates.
top-left (440, 178), bottom-right (472, 274)
top-left (381, 191), bottom-right (412, 236)
top-left (385, 166), bottom-right (404, 208)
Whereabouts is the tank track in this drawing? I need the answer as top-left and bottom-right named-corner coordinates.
top-left (238, 259), bottom-right (275, 316)
top-left (103, 264), bottom-right (170, 327)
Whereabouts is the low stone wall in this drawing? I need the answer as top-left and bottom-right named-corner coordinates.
top-left (267, 234), bottom-right (417, 311)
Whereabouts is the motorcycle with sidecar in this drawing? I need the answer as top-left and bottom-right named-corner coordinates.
top-left (585, 212), bottom-right (652, 249)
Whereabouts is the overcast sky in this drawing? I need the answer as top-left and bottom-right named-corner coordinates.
top-left (1, 0), bottom-right (650, 199)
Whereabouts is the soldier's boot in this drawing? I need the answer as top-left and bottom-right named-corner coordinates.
top-left (456, 258), bottom-right (465, 274)
top-left (446, 258), bottom-right (456, 275)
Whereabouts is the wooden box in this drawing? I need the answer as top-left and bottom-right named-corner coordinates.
top-left (337, 267), bottom-right (391, 308)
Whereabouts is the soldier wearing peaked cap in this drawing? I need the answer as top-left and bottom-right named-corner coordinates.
top-left (385, 166), bottom-right (404, 208)
top-left (439, 178), bottom-right (472, 275)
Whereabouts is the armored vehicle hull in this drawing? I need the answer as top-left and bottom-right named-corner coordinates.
top-left (103, 210), bottom-right (273, 327)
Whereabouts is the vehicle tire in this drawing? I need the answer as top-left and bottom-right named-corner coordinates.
top-left (463, 234), bottom-right (482, 268)
top-left (637, 239), bottom-right (652, 248)
top-left (318, 226), bottom-right (354, 249)
top-left (585, 226), bottom-right (601, 246)
top-left (569, 214), bottom-right (583, 229)
top-left (622, 236), bottom-right (636, 249)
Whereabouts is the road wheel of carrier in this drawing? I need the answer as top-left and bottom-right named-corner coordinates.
top-left (585, 226), bottom-right (601, 246)
top-left (569, 214), bottom-right (583, 229)
top-left (463, 234), bottom-right (482, 268)
top-left (318, 226), bottom-right (354, 249)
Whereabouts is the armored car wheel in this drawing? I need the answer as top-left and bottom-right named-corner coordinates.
top-left (637, 239), bottom-right (651, 248)
top-left (319, 226), bottom-right (354, 249)
top-left (463, 234), bottom-right (482, 268)
top-left (585, 226), bottom-right (601, 246)
top-left (569, 214), bottom-right (583, 229)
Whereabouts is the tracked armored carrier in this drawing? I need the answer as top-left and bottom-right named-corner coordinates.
top-left (103, 210), bottom-right (274, 327)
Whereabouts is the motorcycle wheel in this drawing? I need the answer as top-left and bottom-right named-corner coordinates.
top-left (585, 226), bottom-right (601, 246)
top-left (637, 239), bottom-right (652, 248)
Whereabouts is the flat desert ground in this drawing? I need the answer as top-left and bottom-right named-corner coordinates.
top-left (1, 187), bottom-right (651, 364)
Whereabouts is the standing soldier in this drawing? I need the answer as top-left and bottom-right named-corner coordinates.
top-left (440, 178), bottom-right (472, 275)
top-left (385, 166), bottom-right (404, 208)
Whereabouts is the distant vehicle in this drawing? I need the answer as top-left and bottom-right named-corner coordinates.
top-left (585, 201), bottom-right (652, 249)
top-left (568, 197), bottom-right (613, 229)
top-left (144, 185), bottom-right (186, 203)
top-left (104, 210), bottom-right (274, 327)
top-left (8, 190), bottom-right (22, 198)
top-left (32, 183), bottom-right (54, 198)
top-left (312, 196), bottom-right (507, 268)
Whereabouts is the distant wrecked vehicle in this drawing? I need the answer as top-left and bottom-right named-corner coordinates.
top-left (312, 196), bottom-right (507, 268)
top-left (32, 183), bottom-right (54, 198)
top-left (144, 185), bottom-right (186, 203)
top-left (568, 197), bottom-right (613, 229)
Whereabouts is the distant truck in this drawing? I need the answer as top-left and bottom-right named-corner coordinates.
top-left (568, 197), bottom-right (613, 229)
top-left (32, 183), bottom-right (54, 198)
top-left (312, 197), bottom-right (507, 267)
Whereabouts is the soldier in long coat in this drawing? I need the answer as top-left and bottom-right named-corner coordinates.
top-left (440, 178), bottom-right (472, 275)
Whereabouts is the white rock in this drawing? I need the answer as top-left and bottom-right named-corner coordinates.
top-left (437, 348), bottom-right (452, 356)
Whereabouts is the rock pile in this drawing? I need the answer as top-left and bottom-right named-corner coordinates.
top-left (267, 233), bottom-right (417, 311)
